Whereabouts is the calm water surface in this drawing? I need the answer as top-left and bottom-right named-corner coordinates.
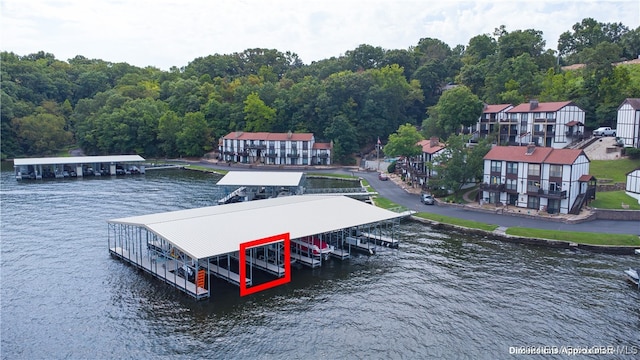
top-left (1, 168), bottom-right (639, 359)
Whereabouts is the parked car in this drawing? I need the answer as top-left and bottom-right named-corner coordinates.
top-left (378, 173), bottom-right (389, 181)
top-left (593, 127), bottom-right (616, 137)
top-left (421, 193), bottom-right (435, 205)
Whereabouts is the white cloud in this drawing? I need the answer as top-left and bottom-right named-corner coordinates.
top-left (2, 0), bottom-right (638, 70)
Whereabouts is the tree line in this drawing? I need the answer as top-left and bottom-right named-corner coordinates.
top-left (2, 18), bottom-right (639, 163)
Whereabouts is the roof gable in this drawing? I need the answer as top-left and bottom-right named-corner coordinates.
top-left (507, 101), bottom-right (575, 113)
top-left (483, 104), bottom-right (513, 114)
top-left (312, 142), bottom-right (332, 150)
top-left (417, 139), bottom-right (445, 154)
top-left (223, 132), bottom-right (314, 141)
top-left (483, 146), bottom-right (586, 165)
top-left (619, 98), bottom-right (640, 110)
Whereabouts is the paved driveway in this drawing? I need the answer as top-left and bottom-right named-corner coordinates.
top-left (198, 161), bottom-right (640, 236)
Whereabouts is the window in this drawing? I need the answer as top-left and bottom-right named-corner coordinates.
top-left (549, 165), bottom-right (562, 178)
top-left (528, 163), bottom-right (540, 177)
top-left (490, 175), bottom-right (501, 185)
top-left (505, 178), bottom-right (517, 190)
top-left (546, 112), bottom-right (555, 120)
top-left (491, 161), bottom-right (502, 173)
top-left (506, 162), bottom-right (518, 175)
top-left (527, 196), bottom-right (540, 209)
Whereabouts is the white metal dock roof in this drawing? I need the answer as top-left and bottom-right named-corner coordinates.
top-left (14, 155), bottom-right (145, 166)
top-left (216, 171), bottom-right (304, 187)
top-left (109, 195), bottom-right (403, 260)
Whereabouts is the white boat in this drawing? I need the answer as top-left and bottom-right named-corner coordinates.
top-left (624, 268), bottom-right (639, 289)
top-left (291, 236), bottom-right (334, 260)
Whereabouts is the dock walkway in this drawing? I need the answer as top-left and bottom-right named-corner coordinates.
top-left (110, 247), bottom-right (208, 299)
top-left (208, 263), bottom-right (252, 287)
top-left (360, 231), bottom-right (399, 248)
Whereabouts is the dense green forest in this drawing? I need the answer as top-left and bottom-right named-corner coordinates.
top-left (2, 18), bottom-right (640, 163)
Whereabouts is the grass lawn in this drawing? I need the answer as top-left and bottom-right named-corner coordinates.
top-left (589, 158), bottom-right (640, 183)
top-left (506, 227), bottom-right (640, 246)
top-left (591, 191), bottom-right (640, 210)
top-left (413, 212), bottom-right (499, 232)
top-left (184, 164), bottom-right (227, 174)
top-left (372, 196), bottom-right (403, 210)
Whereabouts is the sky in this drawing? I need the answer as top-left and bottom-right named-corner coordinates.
top-left (2, 0), bottom-right (639, 70)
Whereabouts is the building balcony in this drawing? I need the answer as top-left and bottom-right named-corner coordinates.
top-left (527, 188), bottom-right (567, 199)
top-left (265, 153), bottom-right (278, 158)
top-left (479, 183), bottom-right (505, 192)
top-left (287, 153), bottom-right (300, 158)
top-left (317, 153), bottom-right (329, 158)
top-left (247, 144), bottom-right (266, 149)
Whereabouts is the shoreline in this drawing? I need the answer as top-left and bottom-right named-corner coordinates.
top-left (410, 216), bottom-right (638, 255)
top-left (177, 162), bottom-right (640, 253)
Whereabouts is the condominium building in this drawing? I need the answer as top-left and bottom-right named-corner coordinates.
top-left (476, 101), bottom-right (585, 148)
top-left (481, 144), bottom-right (595, 215)
top-left (616, 98), bottom-right (640, 148)
top-left (219, 131), bottom-right (332, 166)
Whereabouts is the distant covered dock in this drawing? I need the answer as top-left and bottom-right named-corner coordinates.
top-left (216, 171), bottom-right (305, 203)
top-left (14, 155), bottom-right (145, 180)
top-left (108, 195), bottom-right (406, 300)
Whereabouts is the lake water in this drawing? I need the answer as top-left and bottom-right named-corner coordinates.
top-left (1, 168), bottom-right (639, 359)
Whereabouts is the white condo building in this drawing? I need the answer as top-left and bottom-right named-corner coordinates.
top-left (476, 101), bottom-right (585, 148)
top-left (220, 132), bottom-right (332, 166)
top-left (481, 144), bottom-right (595, 215)
top-left (616, 98), bottom-right (640, 148)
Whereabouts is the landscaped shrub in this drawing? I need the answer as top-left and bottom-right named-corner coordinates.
top-left (387, 161), bottom-right (396, 173)
top-left (625, 147), bottom-right (640, 159)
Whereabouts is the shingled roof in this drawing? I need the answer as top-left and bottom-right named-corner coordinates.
top-left (484, 145), bottom-right (586, 165)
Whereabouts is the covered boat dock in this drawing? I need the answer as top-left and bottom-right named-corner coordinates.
top-left (108, 195), bottom-right (406, 300)
top-left (14, 155), bottom-right (145, 180)
top-left (216, 171), bottom-right (305, 203)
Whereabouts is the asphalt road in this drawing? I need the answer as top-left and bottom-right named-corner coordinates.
top-left (199, 161), bottom-right (640, 236)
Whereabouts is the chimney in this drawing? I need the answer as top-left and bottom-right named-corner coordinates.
top-left (529, 99), bottom-right (538, 110)
top-left (430, 136), bottom-right (439, 147)
top-left (287, 130), bottom-right (292, 139)
top-left (235, 131), bottom-right (243, 139)
top-left (526, 142), bottom-right (535, 155)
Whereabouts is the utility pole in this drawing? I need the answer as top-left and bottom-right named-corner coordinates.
top-left (376, 137), bottom-right (381, 171)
